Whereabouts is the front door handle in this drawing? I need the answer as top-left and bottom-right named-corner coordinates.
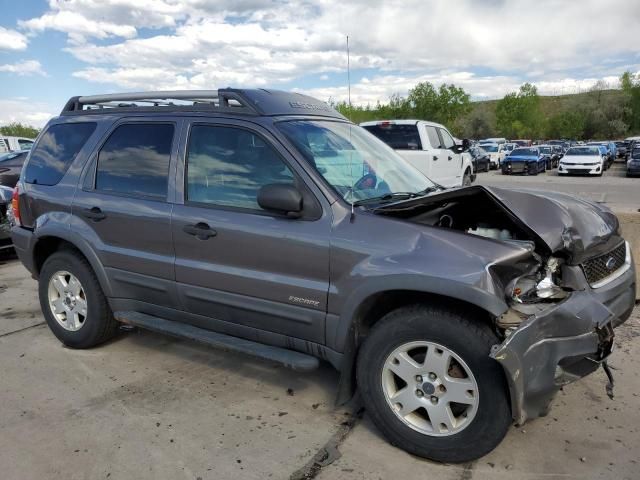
top-left (448, 156), bottom-right (453, 161)
top-left (183, 222), bottom-right (217, 240)
top-left (82, 207), bottom-right (106, 221)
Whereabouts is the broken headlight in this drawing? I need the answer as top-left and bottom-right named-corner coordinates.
top-left (508, 257), bottom-right (568, 304)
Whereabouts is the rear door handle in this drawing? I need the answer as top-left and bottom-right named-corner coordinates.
top-left (432, 155), bottom-right (439, 161)
top-left (448, 156), bottom-right (453, 161)
top-left (82, 207), bottom-right (106, 221)
top-left (183, 222), bottom-right (217, 240)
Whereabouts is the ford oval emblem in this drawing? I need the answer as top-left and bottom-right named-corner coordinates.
top-left (605, 257), bottom-right (617, 270)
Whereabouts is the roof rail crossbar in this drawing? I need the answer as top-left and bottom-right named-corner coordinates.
top-left (61, 90), bottom-right (257, 115)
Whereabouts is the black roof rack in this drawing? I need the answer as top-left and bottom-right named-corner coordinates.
top-left (61, 90), bottom-right (258, 115)
top-left (60, 88), bottom-right (346, 120)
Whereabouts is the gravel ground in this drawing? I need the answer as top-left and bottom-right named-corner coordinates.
top-left (1, 255), bottom-right (639, 480)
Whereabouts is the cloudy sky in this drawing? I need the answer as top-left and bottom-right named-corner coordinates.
top-left (1, 0), bottom-right (639, 127)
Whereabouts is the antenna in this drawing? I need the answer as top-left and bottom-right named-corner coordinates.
top-left (346, 35), bottom-right (352, 112)
top-left (346, 35), bottom-right (355, 221)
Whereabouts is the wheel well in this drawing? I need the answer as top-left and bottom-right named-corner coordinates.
top-left (33, 237), bottom-right (82, 274)
top-left (352, 290), bottom-right (494, 345)
top-left (335, 290), bottom-right (496, 405)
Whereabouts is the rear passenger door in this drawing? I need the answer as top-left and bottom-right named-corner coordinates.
top-left (72, 119), bottom-right (180, 307)
top-left (171, 119), bottom-right (331, 344)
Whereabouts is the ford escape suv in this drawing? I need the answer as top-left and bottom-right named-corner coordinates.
top-left (10, 89), bottom-right (636, 463)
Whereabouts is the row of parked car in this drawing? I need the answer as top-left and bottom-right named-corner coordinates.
top-left (0, 136), bottom-right (35, 251)
top-left (466, 137), bottom-right (640, 177)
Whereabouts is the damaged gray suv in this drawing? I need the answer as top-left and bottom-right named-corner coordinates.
top-left (10, 90), bottom-right (636, 463)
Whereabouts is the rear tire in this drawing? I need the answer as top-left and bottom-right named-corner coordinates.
top-left (39, 250), bottom-right (118, 348)
top-left (357, 305), bottom-right (511, 463)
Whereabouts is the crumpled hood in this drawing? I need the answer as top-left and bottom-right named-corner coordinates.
top-left (484, 186), bottom-right (619, 256)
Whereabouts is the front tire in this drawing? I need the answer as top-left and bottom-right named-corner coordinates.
top-left (356, 305), bottom-right (511, 463)
top-left (462, 169), bottom-right (472, 187)
top-left (39, 250), bottom-right (118, 348)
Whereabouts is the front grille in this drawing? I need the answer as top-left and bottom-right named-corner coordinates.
top-left (581, 242), bottom-right (627, 285)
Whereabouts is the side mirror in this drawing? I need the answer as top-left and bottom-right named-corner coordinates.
top-left (462, 139), bottom-right (471, 151)
top-left (257, 183), bottom-right (303, 218)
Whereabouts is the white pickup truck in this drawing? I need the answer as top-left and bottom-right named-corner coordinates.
top-left (360, 119), bottom-right (475, 188)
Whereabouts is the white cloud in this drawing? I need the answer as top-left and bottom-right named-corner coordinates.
top-left (15, 0), bottom-right (640, 101)
top-left (0, 26), bottom-right (28, 51)
top-left (0, 60), bottom-right (47, 77)
top-left (0, 98), bottom-right (54, 128)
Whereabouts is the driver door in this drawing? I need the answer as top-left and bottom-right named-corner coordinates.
top-left (171, 119), bottom-right (332, 343)
top-left (436, 127), bottom-right (461, 187)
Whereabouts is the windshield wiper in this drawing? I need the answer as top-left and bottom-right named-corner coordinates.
top-left (353, 186), bottom-right (440, 206)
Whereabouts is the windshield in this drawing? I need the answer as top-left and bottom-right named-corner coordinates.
top-left (632, 149), bottom-right (640, 159)
top-left (539, 146), bottom-right (551, 154)
top-left (276, 120), bottom-right (434, 203)
top-left (480, 144), bottom-right (498, 152)
top-left (512, 148), bottom-right (537, 156)
top-left (566, 147), bottom-right (599, 156)
top-left (504, 144), bottom-right (515, 151)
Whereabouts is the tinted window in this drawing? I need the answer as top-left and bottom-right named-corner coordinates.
top-left (18, 139), bottom-right (34, 149)
top-left (438, 128), bottom-right (455, 149)
top-left (425, 126), bottom-right (441, 148)
top-left (186, 125), bottom-right (295, 210)
top-left (512, 148), bottom-right (538, 156)
top-left (96, 124), bottom-right (173, 199)
top-left (24, 123), bottom-right (96, 185)
top-left (362, 124), bottom-right (422, 150)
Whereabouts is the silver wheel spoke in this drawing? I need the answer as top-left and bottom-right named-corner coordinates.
top-left (445, 378), bottom-right (476, 404)
top-left (68, 276), bottom-right (82, 296)
top-left (76, 298), bottom-right (87, 316)
top-left (66, 312), bottom-right (77, 330)
top-left (52, 275), bottom-right (68, 296)
top-left (387, 351), bottom-right (421, 383)
top-left (51, 297), bottom-right (65, 314)
top-left (390, 387), bottom-right (423, 417)
top-left (426, 402), bottom-right (456, 433)
top-left (424, 345), bottom-right (451, 379)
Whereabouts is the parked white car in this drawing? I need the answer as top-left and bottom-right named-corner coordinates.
top-left (558, 146), bottom-right (605, 176)
top-left (0, 136), bottom-right (35, 153)
top-left (360, 120), bottom-right (475, 188)
top-left (478, 143), bottom-right (506, 169)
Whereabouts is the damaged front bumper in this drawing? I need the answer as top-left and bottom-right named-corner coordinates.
top-left (490, 254), bottom-right (636, 425)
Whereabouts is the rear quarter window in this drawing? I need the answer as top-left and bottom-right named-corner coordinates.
top-left (24, 122), bottom-right (96, 186)
top-left (362, 124), bottom-right (422, 150)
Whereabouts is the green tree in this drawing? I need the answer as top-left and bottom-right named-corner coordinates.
top-left (621, 71), bottom-right (640, 134)
top-left (546, 110), bottom-right (586, 139)
top-left (0, 122), bottom-right (40, 138)
top-left (495, 83), bottom-right (544, 139)
top-left (407, 82), bottom-right (471, 126)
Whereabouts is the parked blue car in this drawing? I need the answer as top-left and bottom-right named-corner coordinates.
top-left (501, 147), bottom-right (545, 175)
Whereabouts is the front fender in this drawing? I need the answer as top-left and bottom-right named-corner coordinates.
top-left (329, 273), bottom-right (509, 353)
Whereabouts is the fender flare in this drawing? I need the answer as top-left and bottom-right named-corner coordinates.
top-left (31, 224), bottom-right (113, 297)
top-left (331, 274), bottom-right (508, 353)
top-left (332, 274), bottom-right (508, 405)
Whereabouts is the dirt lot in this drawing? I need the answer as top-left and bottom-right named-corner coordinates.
top-left (1, 254), bottom-right (639, 480)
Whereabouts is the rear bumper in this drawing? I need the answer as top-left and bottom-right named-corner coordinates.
top-left (10, 225), bottom-right (36, 274)
top-left (491, 248), bottom-right (636, 425)
top-left (627, 165), bottom-right (640, 175)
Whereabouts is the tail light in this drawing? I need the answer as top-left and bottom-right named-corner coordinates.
top-left (11, 185), bottom-right (21, 226)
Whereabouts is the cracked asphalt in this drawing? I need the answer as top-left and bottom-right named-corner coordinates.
top-left (1, 252), bottom-right (639, 479)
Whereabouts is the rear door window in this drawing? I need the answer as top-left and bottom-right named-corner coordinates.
top-left (95, 123), bottom-right (174, 199)
top-left (425, 126), bottom-right (441, 149)
top-left (24, 122), bottom-right (96, 185)
top-left (362, 124), bottom-right (422, 150)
